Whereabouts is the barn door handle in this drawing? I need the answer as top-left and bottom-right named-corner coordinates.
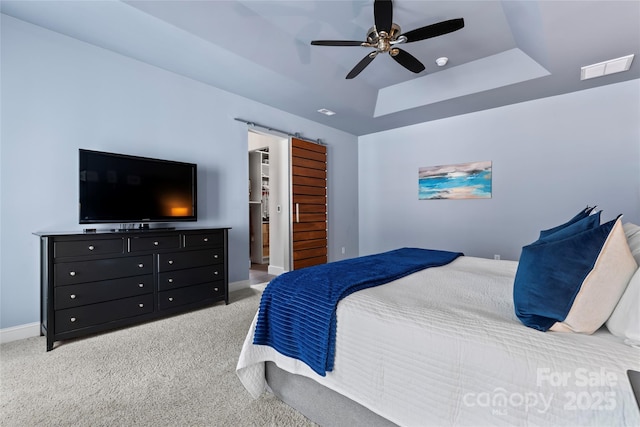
top-left (296, 203), bottom-right (300, 223)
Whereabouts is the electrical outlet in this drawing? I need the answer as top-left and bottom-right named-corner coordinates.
top-left (494, 254), bottom-right (501, 260)
top-left (341, 247), bottom-right (346, 255)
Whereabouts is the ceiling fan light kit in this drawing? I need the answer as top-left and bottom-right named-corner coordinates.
top-left (310, 0), bottom-right (464, 79)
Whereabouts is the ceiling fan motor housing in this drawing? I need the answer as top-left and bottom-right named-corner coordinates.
top-left (367, 24), bottom-right (402, 53)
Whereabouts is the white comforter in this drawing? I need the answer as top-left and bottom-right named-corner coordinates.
top-left (236, 257), bottom-right (640, 426)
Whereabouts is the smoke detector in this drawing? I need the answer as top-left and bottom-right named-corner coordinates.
top-left (435, 57), bottom-right (449, 67)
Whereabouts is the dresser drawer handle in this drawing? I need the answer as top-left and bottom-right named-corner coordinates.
top-left (70, 317), bottom-right (76, 323)
top-left (168, 297), bottom-right (173, 302)
top-left (139, 303), bottom-right (144, 308)
top-left (70, 294), bottom-right (76, 299)
top-left (153, 241), bottom-right (159, 246)
top-left (214, 254), bottom-right (219, 259)
top-left (138, 263), bottom-right (144, 268)
top-left (214, 271), bottom-right (219, 275)
top-left (88, 245), bottom-right (95, 251)
top-left (168, 278), bottom-right (173, 283)
top-left (138, 283), bottom-right (144, 288)
top-left (168, 260), bottom-right (174, 265)
top-left (203, 237), bottom-right (209, 242)
top-left (69, 271), bottom-right (76, 277)
top-left (214, 287), bottom-right (219, 292)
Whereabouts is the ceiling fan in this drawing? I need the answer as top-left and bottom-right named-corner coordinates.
top-left (310, 0), bottom-right (464, 79)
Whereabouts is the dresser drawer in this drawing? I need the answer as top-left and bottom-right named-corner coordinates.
top-left (54, 275), bottom-right (153, 310)
top-left (183, 231), bottom-right (223, 248)
top-left (158, 282), bottom-right (224, 310)
top-left (158, 265), bottom-right (223, 291)
top-left (55, 255), bottom-right (153, 286)
top-left (55, 294), bottom-right (154, 334)
top-left (158, 249), bottom-right (224, 272)
top-left (129, 235), bottom-right (181, 252)
top-left (54, 238), bottom-right (124, 258)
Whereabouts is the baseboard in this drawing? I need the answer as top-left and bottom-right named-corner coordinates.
top-left (230, 279), bottom-right (250, 293)
top-left (268, 265), bottom-right (285, 276)
top-left (0, 322), bottom-right (40, 344)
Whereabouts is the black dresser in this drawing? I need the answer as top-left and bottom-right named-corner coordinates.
top-left (35, 227), bottom-right (229, 351)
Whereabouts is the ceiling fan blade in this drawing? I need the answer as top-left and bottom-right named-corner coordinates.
top-left (374, 0), bottom-right (393, 33)
top-left (391, 49), bottom-right (425, 73)
top-left (311, 40), bottom-right (365, 47)
top-left (346, 53), bottom-right (377, 79)
top-left (402, 18), bottom-right (465, 43)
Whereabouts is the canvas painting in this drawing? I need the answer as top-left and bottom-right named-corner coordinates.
top-left (419, 161), bottom-right (492, 200)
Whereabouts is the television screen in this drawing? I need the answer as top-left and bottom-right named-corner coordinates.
top-left (79, 149), bottom-right (197, 224)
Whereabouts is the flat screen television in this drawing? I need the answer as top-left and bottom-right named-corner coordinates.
top-left (79, 149), bottom-right (197, 224)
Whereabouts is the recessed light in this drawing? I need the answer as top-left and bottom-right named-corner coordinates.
top-left (317, 108), bottom-right (336, 116)
top-left (581, 54), bottom-right (634, 80)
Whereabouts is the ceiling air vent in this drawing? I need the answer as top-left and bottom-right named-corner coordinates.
top-left (581, 54), bottom-right (634, 80)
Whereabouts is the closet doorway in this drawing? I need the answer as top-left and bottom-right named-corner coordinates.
top-left (247, 131), bottom-right (328, 284)
top-left (248, 131), bottom-right (289, 284)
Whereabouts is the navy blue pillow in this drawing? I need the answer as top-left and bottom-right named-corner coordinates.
top-left (513, 217), bottom-right (616, 332)
top-left (538, 206), bottom-right (596, 239)
top-left (538, 211), bottom-right (601, 242)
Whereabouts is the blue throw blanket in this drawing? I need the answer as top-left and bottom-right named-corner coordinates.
top-left (253, 247), bottom-right (463, 376)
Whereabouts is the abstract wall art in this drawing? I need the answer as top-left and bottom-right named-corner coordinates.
top-left (418, 161), bottom-right (492, 200)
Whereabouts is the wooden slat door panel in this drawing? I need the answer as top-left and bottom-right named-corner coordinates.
top-left (293, 222), bottom-right (326, 232)
top-left (293, 230), bottom-right (327, 241)
top-left (292, 166), bottom-right (325, 179)
top-left (293, 195), bottom-right (325, 205)
top-left (291, 138), bottom-right (327, 270)
top-left (294, 186), bottom-right (325, 196)
top-left (293, 204), bottom-right (325, 214)
top-left (292, 146), bottom-right (326, 162)
top-left (294, 176), bottom-right (326, 187)
top-left (295, 256), bottom-right (328, 270)
top-left (293, 238), bottom-right (327, 251)
top-left (297, 213), bottom-right (326, 223)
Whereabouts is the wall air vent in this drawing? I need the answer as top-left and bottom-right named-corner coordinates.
top-left (581, 54), bottom-right (634, 80)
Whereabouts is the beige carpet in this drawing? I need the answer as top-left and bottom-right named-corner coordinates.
top-left (0, 287), bottom-right (316, 427)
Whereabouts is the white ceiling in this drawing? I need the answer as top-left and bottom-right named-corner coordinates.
top-left (2, 0), bottom-right (639, 136)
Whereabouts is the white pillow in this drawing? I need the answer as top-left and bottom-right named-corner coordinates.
top-left (623, 222), bottom-right (640, 265)
top-left (549, 218), bottom-right (638, 334)
top-left (606, 267), bottom-right (640, 347)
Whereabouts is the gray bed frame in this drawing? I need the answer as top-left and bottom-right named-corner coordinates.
top-left (265, 361), bottom-right (398, 427)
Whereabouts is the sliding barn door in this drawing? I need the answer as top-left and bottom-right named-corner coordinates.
top-left (291, 137), bottom-right (327, 270)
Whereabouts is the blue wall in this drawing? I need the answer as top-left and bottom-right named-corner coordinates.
top-left (2, 12), bottom-right (639, 331)
top-left (0, 15), bottom-right (359, 329)
top-left (359, 79), bottom-right (640, 260)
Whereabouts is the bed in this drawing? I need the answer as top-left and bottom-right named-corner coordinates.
top-left (236, 216), bottom-right (640, 426)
